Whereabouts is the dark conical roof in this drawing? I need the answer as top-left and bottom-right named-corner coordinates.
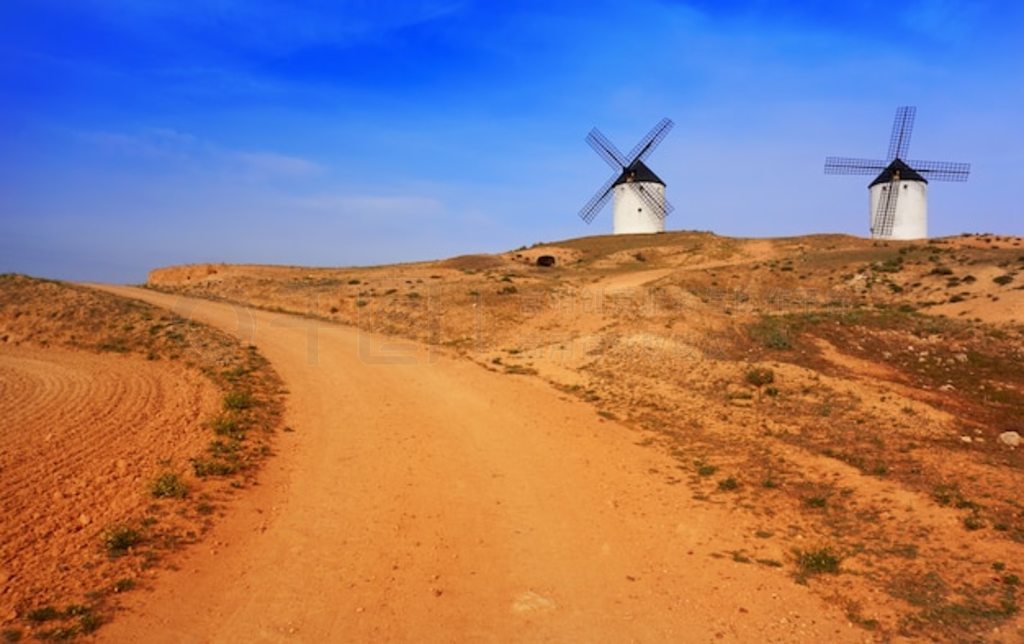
top-left (869, 158), bottom-right (927, 187)
top-left (613, 159), bottom-right (665, 187)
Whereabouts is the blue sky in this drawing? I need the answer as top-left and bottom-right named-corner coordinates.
top-left (1, 0), bottom-right (1022, 282)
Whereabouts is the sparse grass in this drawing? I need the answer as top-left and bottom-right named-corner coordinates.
top-left (103, 524), bottom-right (142, 557)
top-left (223, 391), bottom-right (253, 411)
top-left (211, 414), bottom-right (242, 437)
top-left (190, 456), bottom-right (241, 477)
top-left (150, 471), bottom-right (188, 499)
top-left (26, 607), bottom-right (60, 623)
top-left (113, 578), bottom-right (136, 593)
top-left (749, 316), bottom-right (794, 350)
top-left (78, 611), bottom-right (102, 634)
top-left (795, 547), bottom-right (841, 577)
top-left (2, 629), bottom-right (22, 642)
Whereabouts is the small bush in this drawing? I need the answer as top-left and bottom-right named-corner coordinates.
top-left (2, 629), bottom-right (22, 642)
top-left (796, 547), bottom-right (841, 576)
top-left (803, 496), bottom-right (828, 509)
top-left (963, 513), bottom-right (984, 531)
top-left (113, 578), bottom-right (136, 593)
top-left (930, 266), bottom-right (954, 276)
top-left (697, 464), bottom-right (718, 477)
top-left (78, 612), bottom-right (102, 634)
top-left (103, 524), bottom-right (142, 557)
top-left (223, 391), bottom-right (253, 411)
top-left (191, 457), bottom-right (240, 477)
top-left (211, 414), bottom-right (243, 438)
top-left (150, 472), bottom-right (187, 499)
top-left (745, 367), bottom-right (775, 387)
top-left (994, 274), bottom-right (1014, 286)
top-left (718, 477), bottom-right (740, 491)
top-left (498, 285), bottom-right (518, 295)
top-left (27, 606), bottom-right (60, 623)
top-left (749, 317), bottom-right (793, 350)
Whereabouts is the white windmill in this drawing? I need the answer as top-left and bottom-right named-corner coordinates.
top-left (825, 106), bottom-right (971, 240)
top-left (580, 118), bottom-right (674, 234)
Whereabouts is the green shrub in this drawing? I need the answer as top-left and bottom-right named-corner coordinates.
top-left (718, 477), bottom-right (740, 491)
top-left (103, 524), bottom-right (142, 557)
top-left (113, 578), bottom-right (136, 593)
top-left (211, 415), bottom-right (242, 437)
top-left (796, 547), bottom-right (841, 576)
top-left (745, 367), bottom-right (775, 387)
top-left (26, 607), bottom-right (60, 623)
top-left (223, 391), bottom-right (253, 411)
top-left (190, 457), bottom-right (241, 477)
top-left (150, 472), bottom-right (187, 499)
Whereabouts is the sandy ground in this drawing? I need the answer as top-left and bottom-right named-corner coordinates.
top-left (93, 286), bottom-right (862, 642)
top-left (0, 346), bottom-right (218, 620)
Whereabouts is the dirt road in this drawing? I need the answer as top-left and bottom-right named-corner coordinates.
top-left (93, 287), bottom-right (859, 642)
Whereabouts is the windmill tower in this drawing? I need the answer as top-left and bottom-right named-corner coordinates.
top-left (580, 118), bottom-right (674, 234)
top-left (825, 106), bottom-right (970, 240)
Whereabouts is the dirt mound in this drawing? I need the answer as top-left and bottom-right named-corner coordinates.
top-left (439, 254), bottom-right (508, 271)
top-left (147, 264), bottom-right (226, 286)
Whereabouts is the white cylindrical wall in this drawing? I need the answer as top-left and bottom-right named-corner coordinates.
top-left (868, 180), bottom-right (928, 240)
top-left (612, 182), bottom-right (666, 235)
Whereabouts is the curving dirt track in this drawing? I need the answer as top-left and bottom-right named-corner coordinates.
top-left (0, 346), bottom-right (218, 616)
top-left (93, 286), bottom-right (861, 642)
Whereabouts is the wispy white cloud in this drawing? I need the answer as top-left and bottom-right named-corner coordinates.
top-left (232, 151), bottom-right (322, 177)
top-left (76, 127), bottom-right (322, 178)
top-left (291, 194), bottom-right (445, 219)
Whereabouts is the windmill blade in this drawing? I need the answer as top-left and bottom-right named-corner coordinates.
top-left (586, 128), bottom-right (628, 169)
top-left (626, 118), bottom-right (674, 164)
top-left (578, 173), bottom-right (618, 223)
top-left (906, 160), bottom-right (971, 182)
top-left (872, 178), bottom-right (900, 238)
top-left (887, 106), bottom-right (916, 160)
top-left (628, 182), bottom-right (674, 219)
top-left (824, 157), bottom-right (888, 175)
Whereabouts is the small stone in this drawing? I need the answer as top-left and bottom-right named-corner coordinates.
top-left (78, 514), bottom-right (90, 526)
top-left (999, 431), bottom-right (1021, 448)
top-left (940, 384), bottom-right (956, 392)
top-left (960, 436), bottom-right (973, 444)
top-left (954, 353), bottom-right (969, 363)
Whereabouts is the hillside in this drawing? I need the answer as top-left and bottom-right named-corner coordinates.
top-left (0, 275), bottom-right (284, 640)
top-left (146, 231), bottom-right (1024, 640)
